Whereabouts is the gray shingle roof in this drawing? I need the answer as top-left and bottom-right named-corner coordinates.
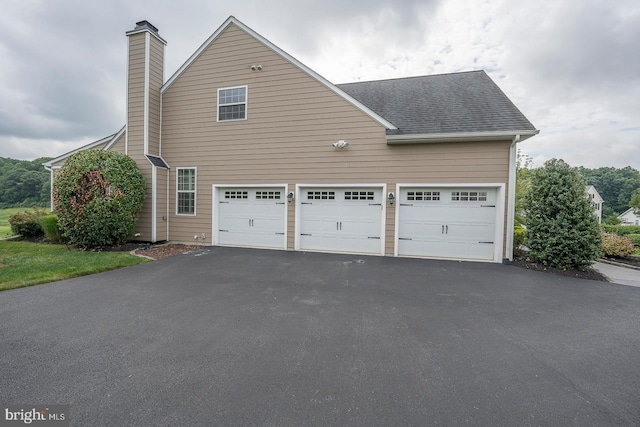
top-left (337, 70), bottom-right (536, 135)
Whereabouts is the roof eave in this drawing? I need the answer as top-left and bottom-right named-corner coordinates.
top-left (42, 132), bottom-right (119, 168)
top-left (386, 129), bottom-right (539, 145)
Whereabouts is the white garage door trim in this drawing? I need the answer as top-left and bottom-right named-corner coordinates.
top-left (212, 184), bottom-right (288, 250)
top-left (295, 184), bottom-right (387, 255)
top-left (394, 183), bottom-right (505, 262)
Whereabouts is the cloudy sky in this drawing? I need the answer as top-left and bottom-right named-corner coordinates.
top-left (1, 0), bottom-right (638, 169)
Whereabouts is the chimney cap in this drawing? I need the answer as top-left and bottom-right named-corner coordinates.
top-left (134, 20), bottom-right (159, 33)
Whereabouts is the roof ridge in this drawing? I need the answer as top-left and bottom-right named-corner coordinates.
top-left (337, 70), bottom-right (486, 86)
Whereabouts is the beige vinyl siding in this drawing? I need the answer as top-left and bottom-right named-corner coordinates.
top-left (109, 131), bottom-right (126, 154)
top-left (160, 23), bottom-right (511, 257)
top-left (127, 32), bottom-right (156, 241)
top-left (148, 37), bottom-right (163, 156)
top-left (155, 167), bottom-right (169, 241)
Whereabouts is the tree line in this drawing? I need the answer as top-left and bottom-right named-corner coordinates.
top-left (516, 152), bottom-right (640, 221)
top-left (0, 157), bottom-right (52, 208)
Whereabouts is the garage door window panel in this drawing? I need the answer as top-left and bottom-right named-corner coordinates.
top-left (177, 168), bottom-right (196, 215)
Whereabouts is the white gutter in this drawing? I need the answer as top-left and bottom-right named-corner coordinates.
top-left (505, 134), bottom-right (521, 262)
top-left (386, 130), bottom-right (538, 144)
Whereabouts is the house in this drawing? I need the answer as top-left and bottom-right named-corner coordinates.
top-left (43, 16), bottom-right (538, 263)
top-left (618, 208), bottom-right (639, 226)
top-left (585, 185), bottom-right (604, 224)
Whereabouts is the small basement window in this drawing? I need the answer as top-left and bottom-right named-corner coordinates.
top-left (218, 86), bottom-right (247, 121)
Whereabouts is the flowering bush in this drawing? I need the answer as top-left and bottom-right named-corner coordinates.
top-left (601, 232), bottom-right (635, 258)
top-left (53, 150), bottom-right (145, 247)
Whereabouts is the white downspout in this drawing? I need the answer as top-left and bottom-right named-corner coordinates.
top-left (44, 166), bottom-right (54, 211)
top-left (505, 134), bottom-right (520, 262)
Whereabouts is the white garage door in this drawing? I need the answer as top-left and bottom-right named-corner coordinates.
top-left (216, 187), bottom-right (286, 249)
top-left (298, 187), bottom-right (384, 255)
top-left (397, 188), bottom-right (497, 261)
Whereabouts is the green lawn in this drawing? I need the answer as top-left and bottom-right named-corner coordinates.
top-left (0, 241), bottom-right (148, 291)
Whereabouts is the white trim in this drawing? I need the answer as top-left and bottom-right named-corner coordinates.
top-left (394, 183), bottom-right (505, 263)
top-left (217, 85), bottom-right (248, 122)
top-left (505, 135), bottom-right (520, 261)
top-left (166, 171), bottom-right (170, 239)
top-left (294, 183), bottom-right (387, 256)
top-left (42, 133), bottom-right (116, 168)
top-left (386, 130), bottom-right (539, 144)
top-left (151, 166), bottom-right (157, 242)
top-left (160, 16), bottom-right (396, 130)
top-left (103, 125), bottom-right (126, 151)
top-left (176, 167), bottom-right (197, 216)
top-left (212, 184), bottom-right (288, 249)
top-left (143, 32), bottom-right (150, 155)
top-left (125, 27), bottom-right (167, 45)
top-left (125, 35), bottom-right (130, 155)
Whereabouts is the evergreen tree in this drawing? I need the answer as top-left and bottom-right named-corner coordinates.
top-left (524, 159), bottom-right (601, 270)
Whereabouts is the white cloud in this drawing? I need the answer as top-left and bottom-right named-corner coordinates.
top-left (0, 0), bottom-right (638, 171)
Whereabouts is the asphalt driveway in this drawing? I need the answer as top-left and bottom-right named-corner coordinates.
top-left (2, 247), bottom-right (639, 426)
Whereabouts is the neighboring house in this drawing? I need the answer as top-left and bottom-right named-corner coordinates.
top-left (618, 208), bottom-right (639, 226)
top-left (585, 185), bottom-right (604, 224)
top-left (43, 16), bottom-right (539, 263)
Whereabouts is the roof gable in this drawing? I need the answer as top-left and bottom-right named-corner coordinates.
top-left (338, 71), bottom-right (538, 140)
top-left (43, 126), bottom-right (125, 168)
top-left (160, 16), bottom-right (396, 130)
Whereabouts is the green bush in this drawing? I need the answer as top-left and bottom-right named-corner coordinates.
top-left (625, 234), bottom-right (640, 247)
top-left (601, 232), bottom-right (635, 257)
top-left (38, 214), bottom-right (63, 243)
top-left (53, 150), bottom-right (146, 248)
top-left (524, 159), bottom-right (602, 270)
top-left (513, 225), bottom-right (526, 249)
top-left (601, 224), bottom-right (640, 236)
top-left (8, 208), bottom-right (47, 237)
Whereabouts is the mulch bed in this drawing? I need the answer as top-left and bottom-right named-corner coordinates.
top-left (511, 258), bottom-right (609, 281)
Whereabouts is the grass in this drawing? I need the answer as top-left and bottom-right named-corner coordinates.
top-left (0, 240), bottom-right (148, 291)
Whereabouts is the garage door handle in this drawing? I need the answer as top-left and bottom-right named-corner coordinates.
top-left (301, 202), bottom-right (313, 205)
top-left (369, 203), bottom-right (382, 206)
top-left (479, 241), bottom-right (494, 244)
top-left (368, 237), bottom-right (380, 239)
top-left (275, 232), bottom-right (285, 235)
top-left (481, 205), bottom-right (495, 207)
top-left (276, 202), bottom-right (285, 205)
top-left (446, 225), bottom-right (448, 234)
top-left (400, 203), bottom-right (413, 206)
top-left (219, 201), bottom-right (229, 204)
top-left (442, 225), bottom-right (444, 234)
top-left (301, 233), bottom-right (312, 236)
top-left (399, 237), bottom-right (412, 241)
top-left (219, 229), bottom-right (229, 232)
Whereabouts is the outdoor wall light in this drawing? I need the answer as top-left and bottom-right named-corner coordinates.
top-left (388, 192), bottom-right (395, 205)
top-left (332, 140), bottom-right (349, 149)
top-left (287, 192), bottom-right (295, 203)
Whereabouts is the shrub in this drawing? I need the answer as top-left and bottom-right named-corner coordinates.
top-left (601, 224), bottom-right (640, 236)
top-left (8, 208), bottom-right (47, 237)
top-left (524, 159), bottom-right (602, 270)
top-left (625, 234), bottom-right (640, 247)
top-left (38, 215), bottom-right (63, 243)
top-left (513, 225), bottom-right (526, 249)
top-left (601, 232), bottom-right (636, 258)
top-left (53, 150), bottom-right (146, 248)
